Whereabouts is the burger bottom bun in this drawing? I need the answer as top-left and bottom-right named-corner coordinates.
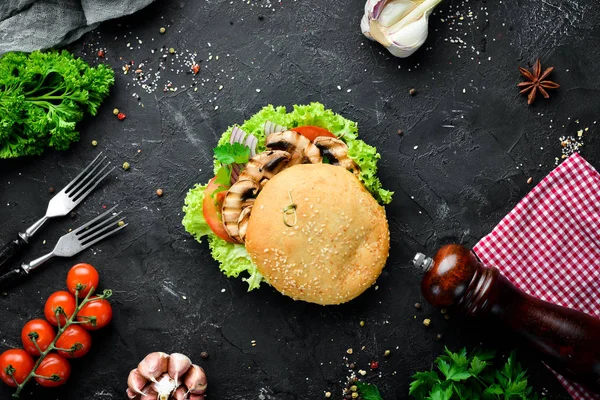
top-left (245, 163), bottom-right (390, 305)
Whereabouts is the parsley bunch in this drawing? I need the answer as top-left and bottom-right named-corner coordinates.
top-left (0, 50), bottom-right (114, 158)
top-left (213, 142), bottom-right (251, 188)
top-left (409, 348), bottom-right (545, 400)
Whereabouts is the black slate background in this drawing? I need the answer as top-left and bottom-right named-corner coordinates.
top-left (1, 0), bottom-right (599, 399)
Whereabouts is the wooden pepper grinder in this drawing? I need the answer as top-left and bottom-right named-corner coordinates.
top-left (414, 244), bottom-right (600, 393)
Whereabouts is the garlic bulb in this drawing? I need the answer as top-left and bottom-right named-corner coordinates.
top-left (361, 0), bottom-right (442, 58)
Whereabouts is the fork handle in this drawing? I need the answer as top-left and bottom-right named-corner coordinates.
top-left (0, 236), bottom-right (28, 274)
top-left (0, 267), bottom-right (28, 292)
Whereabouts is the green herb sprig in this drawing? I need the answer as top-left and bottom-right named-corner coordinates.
top-left (0, 50), bottom-right (114, 158)
top-left (212, 142), bottom-right (251, 194)
top-left (409, 347), bottom-right (546, 400)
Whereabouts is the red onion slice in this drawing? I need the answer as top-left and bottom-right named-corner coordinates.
top-left (264, 121), bottom-right (287, 135)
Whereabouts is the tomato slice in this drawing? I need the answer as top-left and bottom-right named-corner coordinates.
top-left (203, 177), bottom-right (236, 243)
top-left (292, 126), bottom-right (336, 141)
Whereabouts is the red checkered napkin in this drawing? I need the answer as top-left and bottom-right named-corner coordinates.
top-left (473, 153), bottom-right (600, 400)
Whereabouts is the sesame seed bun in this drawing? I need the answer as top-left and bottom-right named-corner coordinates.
top-left (245, 163), bottom-right (390, 305)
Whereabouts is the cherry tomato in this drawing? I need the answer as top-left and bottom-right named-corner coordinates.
top-left (77, 297), bottom-right (113, 330)
top-left (66, 263), bottom-right (99, 298)
top-left (292, 126), bottom-right (336, 141)
top-left (34, 353), bottom-right (71, 387)
top-left (202, 177), bottom-right (236, 243)
top-left (55, 325), bottom-right (92, 358)
top-left (0, 349), bottom-right (34, 387)
top-left (44, 291), bottom-right (76, 327)
top-left (21, 319), bottom-right (56, 356)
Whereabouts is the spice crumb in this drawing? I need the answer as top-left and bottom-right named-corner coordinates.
top-left (414, 302), bottom-right (421, 309)
top-left (91, 140), bottom-right (98, 147)
top-left (444, 314), bottom-right (450, 320)
top-left (358, 369), bottom-right (367, 376)
top-left (351, 393), bottom-right (359, 399)
top-left (48, 187), bottom-right (55, 194)
top-left (440, 308), bottom-right (447, 314)
top-left (423, 318), bottom-right (431, 327)
top-left (200, 351), bottom-right (209, 359)
top-left (117, 220), bottom-right (125, 227)
top-left (346, 348), bottom-right (353, 355)
top-left (156, 188), bottom-right (164, 197)
top-left (113, 108), bottom-right (119, 115)
top-left (384, 349), bottom-right (391, 357)
top-left (436, 333), bottom-right (443, 340)
top-left (527, 177), bottom-right (533, 184)
top-left (397, 129), bottom-right (403, 136)
top-left (159, 27), bottom-right (166, 34)
top-left (359, 320), bottom-right (365, 327)
top-left (122, 162), bottom-right (130, 170)
top-left (409, 88), bottom-right (417, 96)
top-left (169, 47), bottom-right (175, 54)
top-left (325, 392), bottom-right (331, 398)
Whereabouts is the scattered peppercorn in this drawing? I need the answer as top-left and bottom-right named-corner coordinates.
top-left (117, 220), bottom-right (125, 227)
top-left (192, 64), bottom-right (200, 75)
top-left (113, 108), bottom-right (119, 115)
top-left (444, 314), bottom-right (450, 320)
top-left (384, 349), bottom-right (391, 357)
top-left (48, 187), bottom-right (55, 194)
top-left (159, 27), bottom-right (166, 34)
top-left (156, 188), bottom-right (164, 197)
top-left (359, 320), bottom-right (365, 327)
top-left (169, 47), bottom-right (175, 54)
top-left (397, 129), bottom-right (404, 136)
top-left (91, 140), bottom-right (98, 147)
top-left (370, 361), bottom-right (379, 369)
top-left (97, 49), bottom-right (105, 58)
top-left (436, 333), bottom-right (443, 340)
top-left (200, 351), bottom-right (209, 359)
top-left (122, 162), bottom-right (130, 170)
top-left (409, 88), bottom-right (417, 96)
top-left (349, 363), bottom-right (356, 370)
top-left (69, 211), bottom-right (77, 219)
top-left (440, 308), bottom-right (447, 314)
top-left (258, 15), bottom-right (265, 20)
top-left (423, 318), bottom-right (431, 327)
top-left (414, 302), bottom-right (421, 309)
top-left (117, 112), bottom-right (126, 121)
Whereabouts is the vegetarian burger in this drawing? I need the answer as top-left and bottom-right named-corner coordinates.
top-left (182, 103), bottom-right (393, 304)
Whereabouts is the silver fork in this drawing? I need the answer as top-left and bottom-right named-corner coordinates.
top-left (0, 153), bottom-right (114, 272)
top-left (0, 206), bottom-right (127, 291)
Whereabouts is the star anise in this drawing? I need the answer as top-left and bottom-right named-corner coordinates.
top-left (517, 59), bottom-right (560, 105)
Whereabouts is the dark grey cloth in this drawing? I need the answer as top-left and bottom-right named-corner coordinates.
top-left (0, 0), bottom-right (154, 54)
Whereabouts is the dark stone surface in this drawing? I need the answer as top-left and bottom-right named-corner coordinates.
top-left (1, 0), bottom-right (599, 399)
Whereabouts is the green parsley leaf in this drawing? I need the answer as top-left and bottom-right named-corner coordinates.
top-left (215, 166), bottom-right (231, 187)
top-left (355, 381), bottom-right (383, 400)
top-left (214, 142), bottom-right (251, 165)
top-left (409, 348), bottom-right (545, 400)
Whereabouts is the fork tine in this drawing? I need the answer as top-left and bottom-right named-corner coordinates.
top-left (80, 217), bottom-right (126, 244)
top-left (67, 157), bottom-right (108, 197)
top-left (62, 152), bottom-right (105, 193)
top-left (79, 223), bottom-right (128, 249)
top-left (72, 206), bottom-right (118, 235)
top-left (77, 213), bottom-right (123, 240)
top-left (70, 163), bottom-right (114, 203)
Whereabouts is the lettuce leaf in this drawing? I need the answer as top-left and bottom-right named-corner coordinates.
top-left (182, 102), bottom-right (393, 291)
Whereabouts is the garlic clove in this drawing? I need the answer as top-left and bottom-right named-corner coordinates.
top-left (151, 373), bottom-right (177, 400)
top-left (137, 352), bottom-right (169, 383)
top-left (167, 353), bottom-right (192, 387)
top-left (125, 388), bottom-right (137, 400)
top-left (139, 384), bottom-right (158, 400)
top-left (127, 368), bottom-right (148, 396)
top-left (361, 0), bottom-right (442, 58)
top-left (172, 386), bottom-right (188, 400)
top-left (183, 364), bottom-right (208, 394)
top-left (386, 15), bottom-right (430, 57)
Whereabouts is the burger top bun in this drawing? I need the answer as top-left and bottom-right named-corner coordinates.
top-left (245, 163), bottom-right (390, 305)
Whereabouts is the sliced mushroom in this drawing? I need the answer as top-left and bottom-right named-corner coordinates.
top-left (237, 205), bottom-right (253, 242)
top-left (312, 137), bottom-right (360, 175)
top-left (222, 179), bottom-right (260, 243)
top-left (238, 150), bottom-right (291, 187)
top-left (266, 130), bottom-right (322, 166)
